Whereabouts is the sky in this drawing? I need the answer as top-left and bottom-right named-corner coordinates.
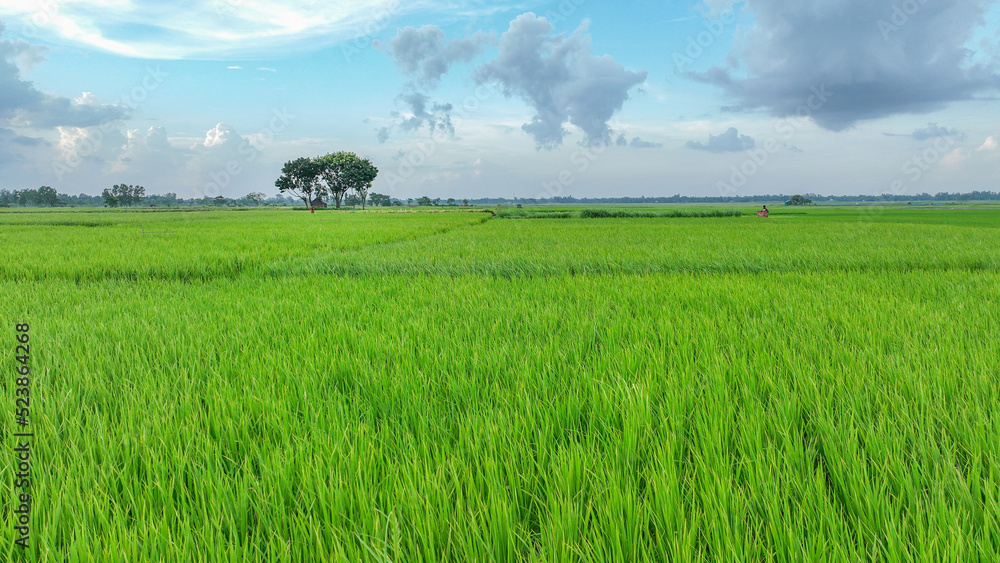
top-left (0, 0), bottom-right (998, 201)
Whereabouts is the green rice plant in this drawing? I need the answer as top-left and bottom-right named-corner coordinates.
top-left (578, 208), bottom-right (743, 218)
top-left (0, 205), bottom-right (998, 560)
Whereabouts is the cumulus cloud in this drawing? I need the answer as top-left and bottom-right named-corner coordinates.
top-left (476, 13), bottom-right (647, 149)
top-left (686, 127), bottom-right (755, 152)
top-left (44, 120), bottom-right (279, 197)
top-left (1, 21), bottom-right (128, 128)
top-left (615, 133), bottom-right (662, 149)
top-left (377, 25), bottom-right (492, 87)
top-left (692, 0), bottom-right (1000, 131)
top-left (941, 148), bottom-right (969, 170)
top-left (56, 125), bottom-right (126, 167)
top-left (200, 122), bottom-right (242, 149)
top-left (110, 126), bottom-right (179, 173)
top-left (977, 136), bottom-right (997, 151)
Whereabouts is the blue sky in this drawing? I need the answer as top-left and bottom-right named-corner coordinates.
top-left (0, 0), bottom-right (998, 200)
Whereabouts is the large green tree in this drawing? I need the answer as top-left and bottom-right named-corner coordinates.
top-left (315, 152), bottom-right (379, 210)
top-left (275, 157), bottom-right (323, 208)
top-left (101, 189), bottom-right (119, 207)
top-left (36, 186), bottom-right (60, 207)
top-left (109, 184), bottom-right (145, 207)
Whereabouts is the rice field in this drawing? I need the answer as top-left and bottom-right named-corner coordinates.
top-left (2, 205), bottom-right (999, 561)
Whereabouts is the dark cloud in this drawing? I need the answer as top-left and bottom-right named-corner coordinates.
top-left (691, 0), bottom-right (999, 131)
top-left (884, 122), bottom-right (966, 141)
top-left (0, 128), bottom-right (47, 147)
top-left (397, 92), bottom-right (455, 138)
top-left (0, 20), bottom-right (129, 128)
top-left (377, 25), bottom-right (492, 87)
top-left (476, 13), bottom-right (647, 149)
top-left (686, 127), bottom-right (755, 152)
top-left (376, 25), bottom-right (480, 143)
top-left (629, 137), bottom-right (662, 149)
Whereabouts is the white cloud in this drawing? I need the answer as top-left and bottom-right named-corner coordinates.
top-left (200, 122), bottom-right (241, 149)
top-left (977, 135), bottom-right (998, 151)
top-left (1, 22), bottom-right (129, 127)
top-left (0, 1), bottom-right (512, 59)
top-left (940, 148), bottom-right (968, 170)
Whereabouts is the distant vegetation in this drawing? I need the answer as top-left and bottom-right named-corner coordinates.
top-left (2, 185), bottom-right (1000, 208)
top-left (470, 190), bottom-right (1000, 206)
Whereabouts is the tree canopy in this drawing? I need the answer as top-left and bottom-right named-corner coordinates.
top-left (277, 152), bottom-right (378, 210)
top-left (275, 157), bottom-right (323, 208)
top-left (315, 152), bottom-right (379, 209)
top-left (102, 184), bottom-right (146, 207)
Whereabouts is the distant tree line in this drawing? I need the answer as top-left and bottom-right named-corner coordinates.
top-left (0, 187), bottom-right (304, 208)
top-left (3, 187), bottom-right (999, 209)
top-left (466, 191), bottom-right (1000, 205)
top-left (408, 197), bottom-right (468, 207)
top-left (0, 186), bottom-right (61, 207)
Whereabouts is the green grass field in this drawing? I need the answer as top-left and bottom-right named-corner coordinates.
top-left (2, 206), bottom-right (998, 561)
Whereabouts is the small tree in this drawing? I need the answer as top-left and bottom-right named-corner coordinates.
top-left (245, 192), bottom-right (266, 206)
top-left (447, 198), bottom-right (456, 206)
top-left (348, 156), bottom-right (378, 210)
top-left (789, 194), bottom-right (812, 205)
top-left (275, 157), bottom-right (323, 208)
top-left (416, 196), bottom-right (432, 206)
top-left (462, 199), bottom-right (469, 206)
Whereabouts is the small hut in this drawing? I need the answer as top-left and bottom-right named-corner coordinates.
top-left (311, 198), bottom-right (328, 209)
